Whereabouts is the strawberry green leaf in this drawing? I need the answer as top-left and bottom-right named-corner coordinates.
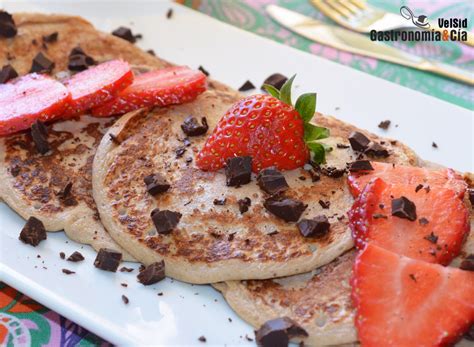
top-left (262, 84), bottom-right (280, 99)
top-left (295, 93), bottom-right (317, 123)
top-left (304, 123), bottom-right (330, 142)
top-left (307, 142), bottom-right (326, 164)
top-left (279, 74), bottom-right (296, 106)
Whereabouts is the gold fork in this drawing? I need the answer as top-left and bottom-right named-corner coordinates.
top-left (310, 0), bottom-right (474, 47)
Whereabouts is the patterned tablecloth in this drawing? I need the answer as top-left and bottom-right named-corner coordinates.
top-left (1, 0), bottom-right (472, 346)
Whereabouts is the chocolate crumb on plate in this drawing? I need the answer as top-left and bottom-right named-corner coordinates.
top-left (181, 116), bottom-right (208, 136)
top-left (378, 120), bottom-right (391, 130)
top-left (336, 143), bottom-right (349, 149)
top-left (60, 252), bottom-right (65, 259)
top-left (198, 65), bottom-right (209, 76)
top-left (432, 142), bottom-right (438, 148)
top-left (348, 131), bottom-right (370, 152)
top-left (255, 317), bottom-right (308, 347)
top-left (318, 200), bottom-right (330, 209)
top-left (120, 267), bottom-right (134, 273)
top-left (297, 216), bottom-right (330, 238)
top-left (42, 32), bottom-right (58, 43)
top-left (67, 251), bottom-right (84, 262)
top-left (225, 156), bottom-right (252, 187)
top-left (238, 80), bottom-right (256, 92)
top-left (238, 197), bottom-right (252, 214)
top-left (144, 173), bottom-right (170, 196)
top-left (348, 160), bottom-right (374, 172)
top-left (264, 197), bottom-right (307, 222)
top-left (137, 261), bottom-right (166, 285)
top-left (31, 120), bottom-right (50, 155)
top-left (94, 248), bottom-right (122, 272)
top-left (19, 217), bottom-right (47, 246)
top-left (62, 269), bottom-right (75, 275)
top-left (261, 73), bottom-right (288, 91)
top-left (415, 184), bottom-right (424, 193)
top-left (0, 64), bottom-right (18, 84)
top-left (391, 196), bottom-right (417, 221)
top-left (198, 336), bottom-right (207, 343)
top-left (460, 254), bottom-right (474, 271)
top-left (151, 209), bottom-right (182, 234)
top-left (122, 295), bottom-right (129, 304)
top-left (257, 167), bottom-right (289, 195)
top-left (112, 26), bottom-right (139, 43)
top-left (320, 166), bottom-right (345, 178)
top-left (30, 52), bottom-right (55, 73)
top-left (147, 49), bottom-right (156, 56)
top-left (0, 11), bottom-right (17, 38)
top-left (121, 283), bottom-right (128, 287)
top-left (166, 8), bottom-right (173, 19)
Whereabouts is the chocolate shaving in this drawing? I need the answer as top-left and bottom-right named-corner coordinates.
top-left (120, 267), bottom-right (134, 273)
top-left (166, 8), bottom-right (173, 19)
top-left (67, 251), bottom-right (84, 262)
top-left (198, 65), bottom-right (209, 76)
top-left (137, 261), bottom-right (166, 285)
top-left (0, 64), bottom-right (18, 84)
top-left (60, 252), bottom-right (65, 259)
top-left (318, 200), bottom-right (330, 209)
top-left (391, 196), bottom-right (417, 221)
top-left (378, 120), bottom-right (391, 130)
top-left (181, 116), bottom-right (208, 136)
top-left (19, 217), bottom-right (47, 246)
top-left (261, 73), bottom-right (288, 91)
top-left (31, 120), bottom-right (50, 155)
top-left (320, 166), bottom-right (345, 178)
top-left (0, 11), bottom-right (17, 38)
top-left (432, 142), bottom-right (438, 148)
top-left (336, 143), bottom-right (350, 149)
top-left (30, 52), bottom-right (55, 74)
top-left (62, 269), bottom-right (75, 275)
top-left (238, 80), bottom-right (256, 91)
top-left (255, 317), bottom-right (308, 347)
top-left (415, 184), bottom-right (423, 193)
top-left (238, 197), bottom-right (251, 214)
top-left (151, 209), bottom-right (182, 234)
top-left (94, 248), bottom-right (122, 272)
top-left (122, 295), bottom-right (129, 304)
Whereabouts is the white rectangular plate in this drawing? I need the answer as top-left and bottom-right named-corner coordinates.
top-left (0, 1), bottom-right (472, 345)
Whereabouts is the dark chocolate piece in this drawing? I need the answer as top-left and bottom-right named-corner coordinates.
top-left (144, 173), bottom-right (170, 196)
top-left (60, 252), bottom-right (65, 259)
top-left (261, 73), bottom-right (288, 91)
top-left (348, 131), bottom-right (370, 152)
top-left (122, 295), bottom-right (129, 304)
top-left (264, 197), bottom-right (307, 222)
top-left (30, 52), bottom-right (55, 73)
top-left (213, 198), bottom-right (226, 206)
top-left (336, 143), bottom-right (350, 149)
top-left (120, 267), bottom-right (134, 272)
top-left (19, 217), bottom-right (47, 246)
top-left (225, 156), bottom-right (252, 187)
top-left (147, 49), bottom-right (156, 56)
top-left (415, 184), bottom-right (423, 193)
top-left (94, 248), bottom-right (122, 272)
top-left (460, 254), bottom-right (474, 271)
top-left (67, 251), bottom-right (84, 262)
top-left (42, 32), bottom-right (58, 43)
top-left (318, 200), bottom-right (330, 209)
top-left (137, 261), bottom-right (166, 285)
top-left (348, 160), bottom-right (374, 172)
top-left (365, 142), bottom-right (389, 158)
top-left (62, 269), bottom-right (75, 275)
top-left (198, 336), bottom-right (206, 343)
top-left (0, 11), bottom-right (17, 38)
top-left (238, 80), bottom-right (256, 92)
top-left (151, 209), bottom-right (182, 234)
top-left (166, 8), bottom-right (173, 19)
top-left (238, 197), bottom-right (251, 214)
top-left (432, 142), bottom-right (438, 148)
top-left (424, 232), bottom-right (438, 244)
top-left (297, 216), bottom-right (330, 238)
top-left (468, 189), bottom-right (474, 207)
top-left (257, 167), bottom-right (289, 195)
top-left (31, 120), bottom-right (50, 155)
top-left (198, 65), bottom-right (209, 76)
top-left (57, 182), bottom-right (73, 203)
top-left (0, 64), bottom-right (18, 84)
top-left (68, 48), bottom-right (95, 72)
top-left (181, 116), bottom-right (208, 136)
top-left (112, 26), bottom-right (138, 43)
top-left (320, 166), bottom-right (345, 178)
top-left (378, 120), bottom-right (391, 130)
top-left (255, 317), bottom-right (308, 347)
top-left (391, 196), bottom-right (417, 221)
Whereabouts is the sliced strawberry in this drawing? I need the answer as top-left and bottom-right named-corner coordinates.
top-left (348, 161), bottom-right (467, 199)
top-left (91, 66), bottom-right (207, 117)
top-left (63, 60), bottom-right (133, 116)
top-left (352, 243), bottom-right (474, 347)
top-left (348, 177), bottom-right (469, 265)
top-left (0, 74), bottom-right (70, 136)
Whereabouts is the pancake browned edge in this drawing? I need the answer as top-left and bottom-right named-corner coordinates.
top-left (0, 13), bottom-right (172, 259)
top-left (93, 75), bottom-right (419, 284)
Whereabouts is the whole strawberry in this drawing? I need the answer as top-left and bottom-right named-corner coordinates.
top-left (196, 76), bottom-right (329, 172)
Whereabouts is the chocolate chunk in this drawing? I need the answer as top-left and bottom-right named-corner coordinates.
top-left (147, 49), bottom-right (156, 56)
top-left (67, 251), bottom-right (84, 262)
top-left (365, 142), bottom-right (389, 158)
top-left (415, 184), bottom-right (423, 193)
top-left (424, 232), bottom-right (438, 244)
top-left (198, 65), bottom-right (209, 76)
top-left (120, 267), bottom-right (134, 272)
top-left (42, 32), bottom-right (58, 43)
top-left (238, 197), bottom-right (251, 214)
top-left (225, 156), bottom-right (252, 187)
top-left (378, 120), bottom-right (391, 130)
top-left (181, 116), bottom-right (208, 136)
top-left (137, 261), bottom-right (166, 285)
top-left (297, 216), bottom-right (330, 238)
top-left (320, 166), bottom-right (345, 178)
top-left (318, 200), bottom-right (330, 209)
top-left (198, 336), bottom-right (206, 343)
top-left (460, 254), bottom-right (474, 271)
top-left (255, 317), bottom-right (308, 347)
top-left (0, 64), bottom-right (18, 84)
top-left (30, 52), bottom-right (55, 73)
top-left (264, 197), bottom-right (307, 222)
top-left (122, 295), bottom-right (129, 304)
top-left (112, 26), bottom-right (138, 43)
top-left (19, 217), bottom-right (47, 246)
top-left (348, 131), bottom-right (370, 152)
top-left (257, 167), bottom-right (289, 195)
top-left (0, 11), bottom-right (17, 38)
top-left (238, 80), bottom-right (256, 92)
top-left (419, 217), bottom-right (429, 225)
top-left (62, 269), bottom-right (75, 275)
top-left (60, 252), bottom-right (65, 259)
top-left (432, 142), bottom-right (438, 148)
top-left (213, 198), bottom-right (226, 206)
top-left (166, 8), bottom-right (173, 19)
top-left (336, 143), bottom-right (350, 149)
top-left (144, 173), bottom-right (170, 196)
top-left (151, 209), bottom-right (182, 234)
top-left (468, 189), bottom-right (474, 207)
top-left (94, 248), bottom-right (122, 272)
top-left (391, 196), bottom-right (417, 221)
top-left (348, 160), bottom-right (374, 172)
top-left (261, 73), bottom-right (288, 91)
top-left (68, 49), bottom-right (95, 72)
top-left (31, 120), bottom-right (50, 155)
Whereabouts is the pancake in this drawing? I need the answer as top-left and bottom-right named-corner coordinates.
top-left (0, 13), bottom-right (170, 258)
top-left (92, 84), bottom-right (419, 283)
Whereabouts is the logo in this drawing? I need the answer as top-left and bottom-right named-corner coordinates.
top-left (400, 6), bottom-right (430, 29)
top-left (370, 6), bottom-right (468, 42)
